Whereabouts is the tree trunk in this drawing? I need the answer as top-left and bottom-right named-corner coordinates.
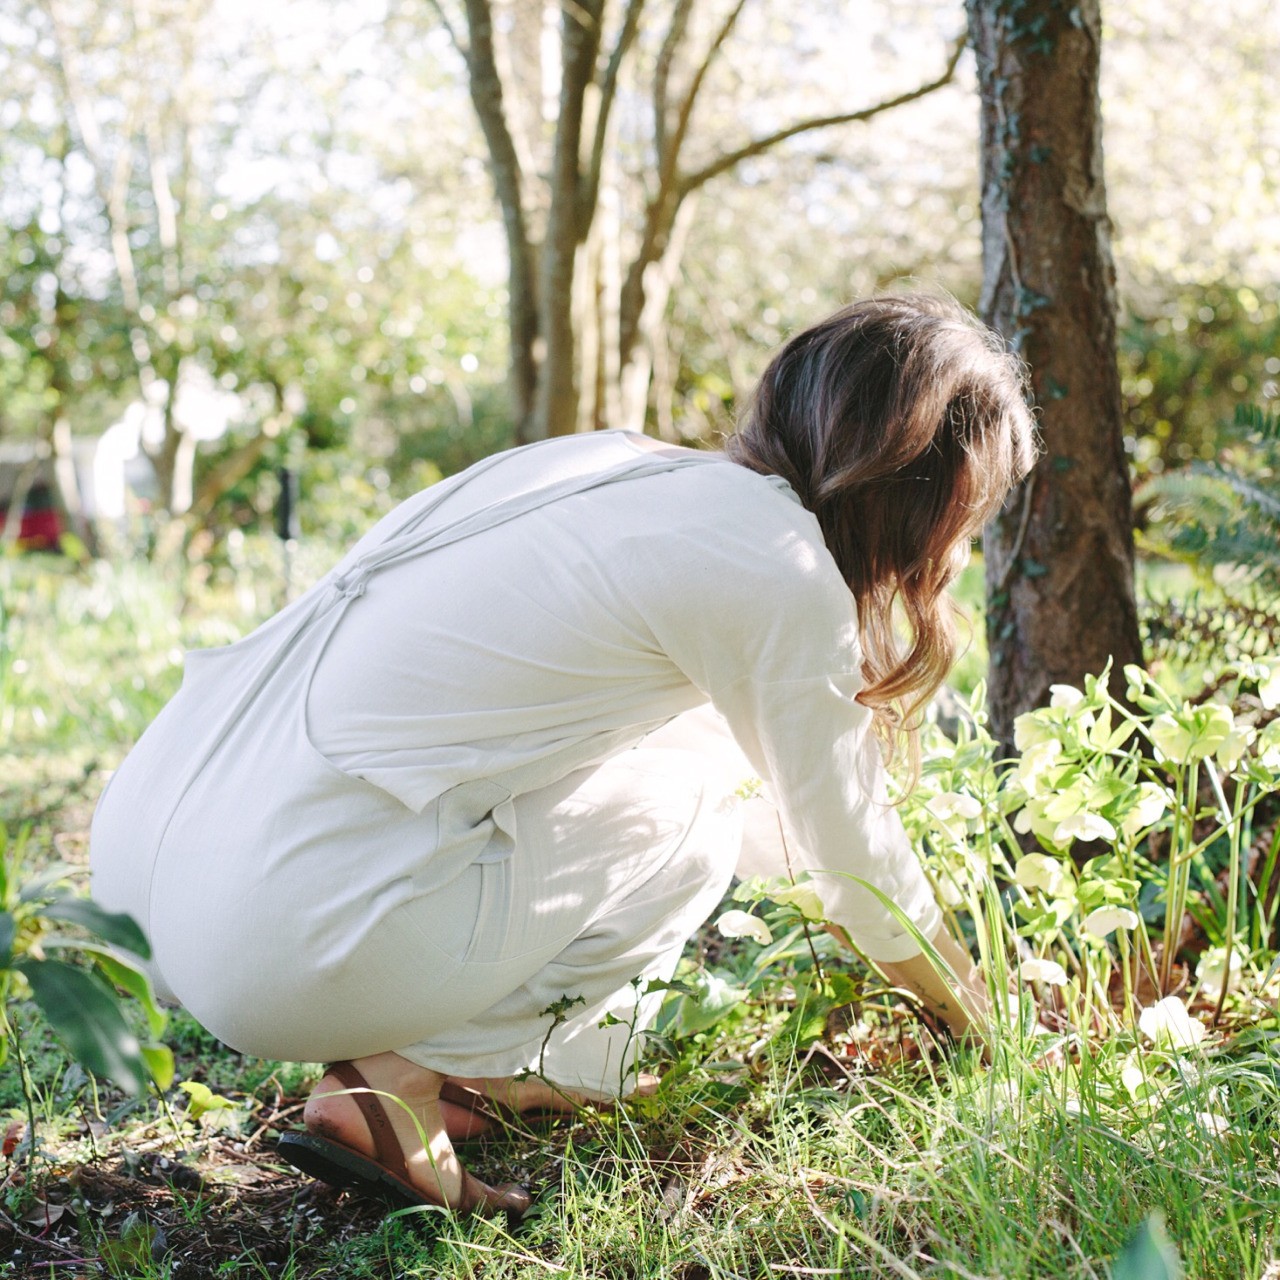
top-left (462, 0), bottom-right (540, 439)
top-left (967, 0), bottom-right (1143, 746)
top-left (530, 0), bottom-right (603, 440)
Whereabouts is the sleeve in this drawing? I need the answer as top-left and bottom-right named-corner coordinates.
top-left (629, 494), bottom-right (942, 962)
top-left (709, 670), bottom-right (942, 961)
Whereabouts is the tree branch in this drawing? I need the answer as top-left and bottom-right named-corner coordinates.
top-left (680, 31), bottom-right (967, 196)
top-left (582, 0), bottom-right (647, 230)
top-left (653, 0), bottom-right (695, 164)
top-left (460, 0), bottom-right (538, 424)
top-left (667, 0), bottom-right (749, 172)
top-left (425, 0), bottom-right (465, 55)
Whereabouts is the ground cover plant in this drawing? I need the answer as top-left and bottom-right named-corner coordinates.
top-left (2, 552), bottom-right (1279, 1279)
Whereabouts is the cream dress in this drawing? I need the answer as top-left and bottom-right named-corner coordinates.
top-left (90, 432), bottom-right (940, 1096)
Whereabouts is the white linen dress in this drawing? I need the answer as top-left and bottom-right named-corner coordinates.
top-left (89, 431), bottom-right (941, 1097)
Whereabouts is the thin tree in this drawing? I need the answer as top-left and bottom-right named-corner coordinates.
top-left (434, 0), bottom-right (965, 442)
top-left (966, 0), bottom-right (1143, 743)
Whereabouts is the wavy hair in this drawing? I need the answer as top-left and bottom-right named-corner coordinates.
top-left (725, 293), bottom-right (1036, 764)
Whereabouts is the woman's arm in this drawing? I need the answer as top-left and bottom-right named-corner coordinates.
top-left (829, 921), bottom-right (991, 1041)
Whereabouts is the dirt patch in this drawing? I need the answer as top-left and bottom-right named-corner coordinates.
top-left (1, 1127), bottom-right (392, 1277)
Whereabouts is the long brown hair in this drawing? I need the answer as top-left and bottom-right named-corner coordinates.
top-left (725, 293), bottom-right (1036, 763)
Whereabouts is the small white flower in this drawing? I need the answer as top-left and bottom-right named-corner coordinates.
top-left (1014, 853), bottom-right (1069, 897)
top-left (1216, 724), bottom-right (1256, 772)
top-left (1195, 947), bottom-right (1243, 1000)
top-left (938, 872), bottom-right (967, 908)
top-left (1083, 906), bottom-right (1140, 938)
top-left (1120, 1060), bottom-right (1148, 1098)
top-left (1138, 996), bottom-right (1207, 1051)
top-left (1150, 704), bottom-right (1234, 765)
top-left (769, 881), bottom-right (826, 921)
top-left (1259, 660), bottom-right (1280, 712)
top-left (1050, 684), bottom-right (1086, 710)
top-left (715, 910), bottom-right (773, 945)
top-left (1019, 957), bottom-right (1068, 986)
top-left (1120, 783), bottom-right (1171, 839)
top-left (1195, 1112), bottom-right (1231, 1137)
top-left (1053, 812), bottom-right (1117, 846)
top-left (1259, 721), bottom-right (1280, 772)
top-left (1014, 712), bottom-right (1054, 752)
top-left (1015, 739), bottom-right (1062, 796)
top-left (927, 791), bottom-right (983, 821)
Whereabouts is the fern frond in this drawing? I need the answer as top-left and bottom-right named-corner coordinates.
top-left (1235, 403), bottom-right (1280, 442)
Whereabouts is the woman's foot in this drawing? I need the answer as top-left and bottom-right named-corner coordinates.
top-left (301, 1053), bottom-right (528, 1213)
top-left (439, 1071), bottom-right (661, 1137)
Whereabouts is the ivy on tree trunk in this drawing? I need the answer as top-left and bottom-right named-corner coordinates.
top-left (967, 0), bottom-right (1143, 746)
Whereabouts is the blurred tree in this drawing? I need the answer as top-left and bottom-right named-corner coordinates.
top-left (966, 0), bottom-right (1143, 743)
top-left (427, 0), bottom-right (964, 440)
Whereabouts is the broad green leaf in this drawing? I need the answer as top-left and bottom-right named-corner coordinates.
top-left (89, 950), bottom-right (168, 1039)
top-left (41, 897), bottom-right (150, 959)
top-left (14, 958), bottom-right (147, 1096)
top-left (142, 1044), bottom-right (176, 1091)
top-left (0, 910), bottom-right (15, 964)
top-left (672, 973), bottom-right (748, 1037)
top-left (771, 974), bottom-right (858, 1049)
top-left (178, 1080), bottom-right (235, 1118)
top-left (17, 863), bottom-right (75, 904)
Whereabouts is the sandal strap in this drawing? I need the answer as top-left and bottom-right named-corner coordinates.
top-left (326, 1061), bottom-right (411, 1185)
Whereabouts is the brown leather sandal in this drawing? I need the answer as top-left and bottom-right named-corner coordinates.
top-left (278, 1062), bottom-right (532, 1219)
top-left (439, 1079), bottom-right (578, 1133)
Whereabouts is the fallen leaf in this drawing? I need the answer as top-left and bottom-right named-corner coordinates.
top-left (22, 1200), bottom-right (66, 1229)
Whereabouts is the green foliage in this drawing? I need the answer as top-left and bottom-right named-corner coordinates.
top-left (0, 826), bottom-right (172, 1098)
top-left (1120, 283), bottom-right (1280, 477)
top-left (1136, 398), bottom-right (1280, 675)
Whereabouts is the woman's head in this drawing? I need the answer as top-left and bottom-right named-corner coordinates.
top-left (725, 292), bottom-right (1036, 752)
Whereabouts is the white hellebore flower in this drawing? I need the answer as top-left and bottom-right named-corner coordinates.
top-left (1019, 957), bottom-right (1069, 986)
top-left (1195, 947), bottom-right (1243, 1000)
top-left (927, 791), bottom-right (983, 821)
top-left (1195, 1112), bottom-right (1231, 1137)
top-left (769, 881), bottom-right (826, 921)
top-left (1119, 1059), bottom-right (1148, 1099)
top-left (1138, 996), bottom-right (1207, 1051)
top-left (1259, 660), bottom-right (1280, 712)
top-left (1259, 721), bottom-right (1280, 773)
top-left (1014, 853), bottom-right (1069, 897)
top-left (1013, 711), bottom-right (1054, 752)
top-left (1120, 783), bottom-right (1171, 839)
top-left (1053, 812), bottom-right (1117, 847)
top-left (1149, 704), bottom-right (1233, 765)
top-left (1015, 739), bottom-right (1062, 797)
top-left (715, 910), bottom-right (773, 945)
top-left (938, 872), bottom-right (967, 908)
top-left (1216, 724), bottom-right (1256, 772)
top-left (926, 791), bottom-right (983, 842)
top-left (1083, 906), bottom-right (1140, 938)
top-left (1050, 683), bottom-right (1086, 710)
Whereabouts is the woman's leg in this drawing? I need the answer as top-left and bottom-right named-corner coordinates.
top-left (299, 745), bottom-right (742, 1193)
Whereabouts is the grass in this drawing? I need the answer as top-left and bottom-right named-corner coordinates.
top-left (2, 550), bottom-right (1279, 1278)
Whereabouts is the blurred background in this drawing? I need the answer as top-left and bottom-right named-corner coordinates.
top-left (0, 0), bottom-right (1277, 766)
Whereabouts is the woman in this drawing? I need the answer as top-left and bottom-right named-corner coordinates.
top-left (90, 293), bottom-right (1035, 1218)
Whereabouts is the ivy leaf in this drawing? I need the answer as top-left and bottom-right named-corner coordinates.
top-left (14, 958), bottom-right (147, 1096)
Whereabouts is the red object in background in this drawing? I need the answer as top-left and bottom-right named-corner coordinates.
top-left (0, 484), bottom-right (65, 550)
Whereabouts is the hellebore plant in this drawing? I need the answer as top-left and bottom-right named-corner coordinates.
top-left (898, 659), bottom-right (1280, 1043)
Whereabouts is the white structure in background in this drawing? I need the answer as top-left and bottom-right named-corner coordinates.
top-left (88, 364), bottom-right (244, 520)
